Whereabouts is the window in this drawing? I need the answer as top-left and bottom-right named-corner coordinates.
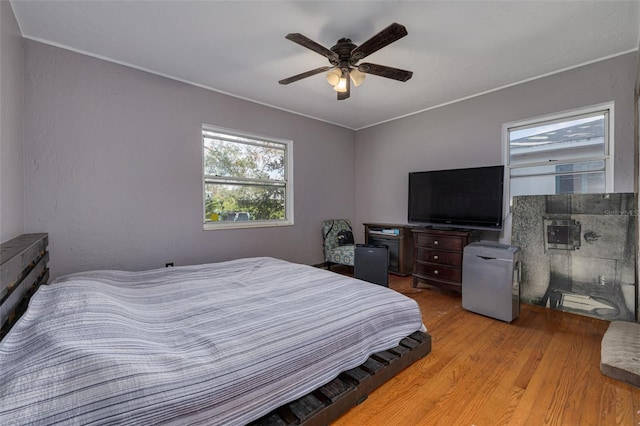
top-left (202, 125), bottom-right (293, 229)
top-left (504, 103), bottom-right (613, 200)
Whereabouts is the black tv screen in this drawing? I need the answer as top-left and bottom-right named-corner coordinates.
top-left (408, 165), bottom-right (505, 231)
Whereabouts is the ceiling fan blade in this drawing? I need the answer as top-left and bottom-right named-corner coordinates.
top-left (358, 63), bottom-right (413, 82)
top-left (285, 33), bottom-right (339, 62)
top-left (337, 74), bottom-right (350, 100)
top-left (350, 23), bottom-right (408, 61)
top-left (279, 66), bottom-right (333, 85)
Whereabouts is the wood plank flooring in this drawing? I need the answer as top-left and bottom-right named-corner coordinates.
top-left (332, 274), bottom-right (640, 425)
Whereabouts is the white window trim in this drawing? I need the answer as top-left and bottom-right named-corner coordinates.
top-left (202, 124), bottom-right (294, 231)
top-left (501, 101), bottom-right (615, 205)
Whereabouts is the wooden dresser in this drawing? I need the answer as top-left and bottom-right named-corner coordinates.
top-left (411, 228), bottom-right (475, 292)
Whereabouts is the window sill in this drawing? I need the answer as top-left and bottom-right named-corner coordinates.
top-left (203, 220), bottom-right (293, 231)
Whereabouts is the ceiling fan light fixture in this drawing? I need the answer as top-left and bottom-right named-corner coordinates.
top-left (326, 68), bottom-right (342, 86)
top-left (333, 70), bottom-right (348, 92)
top-left (349, 68), bottom-right (366, 87)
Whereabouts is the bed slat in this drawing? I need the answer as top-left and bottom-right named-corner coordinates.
top-left (289, 394), bottom-right (325, 422)
top-left (317, 377), bottom-right (353, 403)
top-left (362, 357), bottom-right (386, 374)
top-left (372, 350), bottom-right (400, 365)
top-left (342, 366), bottom-right (370, 384)
top-left (388, 344), bottom-right (410, 357)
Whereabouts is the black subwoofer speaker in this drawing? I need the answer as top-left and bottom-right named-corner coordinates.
top-left (354, 244), bottom-right (389, 287)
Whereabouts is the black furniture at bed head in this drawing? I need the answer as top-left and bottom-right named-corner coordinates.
top-left (0, 233), bottom-right (49, 340)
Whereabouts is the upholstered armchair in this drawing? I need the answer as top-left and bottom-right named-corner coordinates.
top-left (322, 219), bottom-right (355, 270)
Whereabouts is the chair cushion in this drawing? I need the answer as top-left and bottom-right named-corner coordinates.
top-left (601, 320), bottom-right (640, 388)
top-left (327, 245), bottom-right (355, 266)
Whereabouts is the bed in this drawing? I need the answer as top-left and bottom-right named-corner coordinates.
top-left (0, 240), bottom-right (430, 425)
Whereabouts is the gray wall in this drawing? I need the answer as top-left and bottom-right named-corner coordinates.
top-left (0, 2), bottom-right (25, 243)
top-left (354, 53), bottom-right (638, 243)
top-left (13, 38), bottom-right (640, 278)
top-left (23, 41), bottom-right (355, 279)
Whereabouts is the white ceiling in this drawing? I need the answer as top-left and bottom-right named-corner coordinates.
top-left (10, 1), bottom-right (640, 130)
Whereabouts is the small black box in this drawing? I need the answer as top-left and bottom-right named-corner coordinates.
top-left (354, 244), bottom-right (389, 287)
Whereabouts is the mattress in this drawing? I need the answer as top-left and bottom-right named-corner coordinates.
top-left (0, 257), bottom-right (423, 425)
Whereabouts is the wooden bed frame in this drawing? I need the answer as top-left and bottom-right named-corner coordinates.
top-left (0, 233), bottom-right (432, 424)
top-left (0, 233), bottom-right (49, 340)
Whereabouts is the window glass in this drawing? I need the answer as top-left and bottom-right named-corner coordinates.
top-left (203, 127), bottom-right (292, 229)
top-left (506, 106), bottom-right (611, 198)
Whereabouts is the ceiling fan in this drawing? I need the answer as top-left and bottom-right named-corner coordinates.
top-left (279, 23), bottom-right (413, 100)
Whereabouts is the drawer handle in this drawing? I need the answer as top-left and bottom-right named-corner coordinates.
top-left (433, 240), bottom-right (439, 245)
top-left (433, 255), bottom-right (439, 260)
top-left (434, 270), bottom-right (439, 274)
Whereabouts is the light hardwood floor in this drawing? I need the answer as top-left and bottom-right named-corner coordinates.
top-left (332, 274), bottom-right (640, 425)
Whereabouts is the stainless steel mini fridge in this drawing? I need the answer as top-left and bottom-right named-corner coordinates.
top-left (462, 241), bottom-right (521, 322)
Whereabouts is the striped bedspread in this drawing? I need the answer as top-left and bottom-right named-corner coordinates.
top-left (0, 257), bottom-right (423, 425)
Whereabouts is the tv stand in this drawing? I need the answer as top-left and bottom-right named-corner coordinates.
top-left (411, 228), bottom-right (478, 292)
top-left (363, 223), bottom-right (414, 276)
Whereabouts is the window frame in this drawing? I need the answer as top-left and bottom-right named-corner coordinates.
top-left (202, 124), bottom-right (294, 230)
top-left (502, 102), bottom-right (614, 203)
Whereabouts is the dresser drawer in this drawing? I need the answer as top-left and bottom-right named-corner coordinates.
top-left (415, 248), bottom-right (462, 266)
top-left (415, 233), bottom-right (463, 251)
top-left (414, 262), bottom-right (461, 282)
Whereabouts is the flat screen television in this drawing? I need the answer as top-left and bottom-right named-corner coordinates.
top-left (408, 165), bottom-right (505, 231)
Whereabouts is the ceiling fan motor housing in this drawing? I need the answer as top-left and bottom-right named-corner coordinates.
top-left (330, 38), bottom-right (358, 69)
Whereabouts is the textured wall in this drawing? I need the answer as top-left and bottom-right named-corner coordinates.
top-left (354, 53), bottom-right (637, 244)
top-left (0, 2), bottom-right (25, 243)
top-left (23, 41), bottom-right (355, 279)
